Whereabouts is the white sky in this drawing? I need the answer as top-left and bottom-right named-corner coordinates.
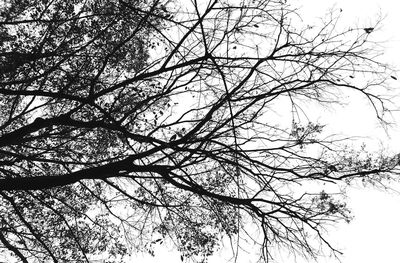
top-left (131, 1), bottom-right (400, 262)
top-left (310, 1), bottom-right (400, 262)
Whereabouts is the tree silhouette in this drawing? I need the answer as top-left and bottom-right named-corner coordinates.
top-left (0, 0), bottom-right (398, 262)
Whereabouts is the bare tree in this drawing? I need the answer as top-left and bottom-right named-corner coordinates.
top-left (0, 0), bottom-right (398, 262)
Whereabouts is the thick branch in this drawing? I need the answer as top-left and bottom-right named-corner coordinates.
top-left (0, 158), bottom-right (169, 191)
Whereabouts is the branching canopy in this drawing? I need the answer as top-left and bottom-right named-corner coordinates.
top-left (0, 0), bottom-right (398, 262)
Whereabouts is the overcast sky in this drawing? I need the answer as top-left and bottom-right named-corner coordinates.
top-left (308, 1), bottom-right (400, 262)
top-left (132, 1), bottom-right (400, 262)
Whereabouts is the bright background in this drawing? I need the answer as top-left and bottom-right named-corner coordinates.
top-left (133, 0), bottom-right (400, 262)
top-left (296, 1), bottom-right (400, 262)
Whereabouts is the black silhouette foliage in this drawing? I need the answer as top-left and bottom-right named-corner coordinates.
top-left (0, 0), bottom-right (398, 262)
